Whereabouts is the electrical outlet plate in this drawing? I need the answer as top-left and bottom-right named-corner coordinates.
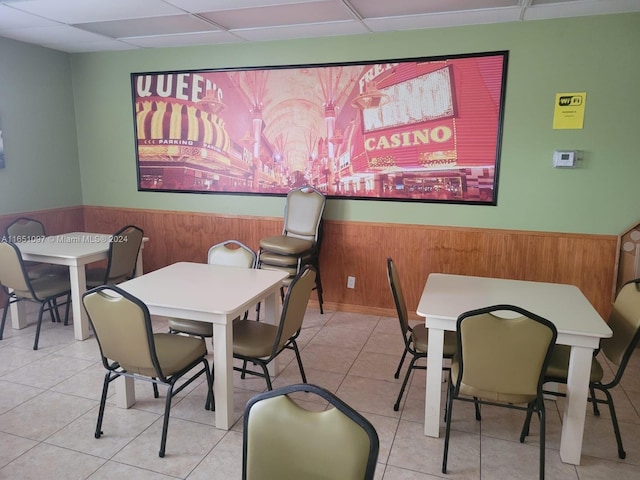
top-left (347, 276), bottom-right (356, 288)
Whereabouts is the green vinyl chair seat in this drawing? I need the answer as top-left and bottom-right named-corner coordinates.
top-left (545, 344), bottom-right (603, 383)
top-left (232, 320), bottom-right (278, 357)
top-left (259, 235), bottom-right (314, 255)
top-left (121, 333), bottom-right (208, 377)
top-left (411, 324), bottom-right (458, 356)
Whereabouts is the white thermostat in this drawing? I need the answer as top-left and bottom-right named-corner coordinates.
top-left (553, 150), bottom-right (579, 168)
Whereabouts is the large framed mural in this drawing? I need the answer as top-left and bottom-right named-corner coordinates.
top-left (131, 50), bottom-right (508, 204)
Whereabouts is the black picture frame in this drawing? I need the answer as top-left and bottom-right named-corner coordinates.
top-left (131, 50), bottom-right (508, 205)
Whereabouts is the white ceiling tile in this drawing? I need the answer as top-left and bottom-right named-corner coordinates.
top-left (364, 7), bottom-right (522, 31)
top-left (7, 0), bottom-right (184, 23)
top-left (0, 0), bottom-right (637, 53)
top-left (232, 20), bottom-right (368, 42)
top-left (77, 14), bottom-right (219, 39)
top-left (348, 0), bottom-right (519, 18)
top-left (0, 24), bottom-right (112, 45)
top-left (199, 1), bottom-right (353, 30)
top-left (0, 4), bottom-right (59, 29)
top-left (166, 0), bottom-right (324, 11)
top-left (123, 30), bottom-right (242, 48)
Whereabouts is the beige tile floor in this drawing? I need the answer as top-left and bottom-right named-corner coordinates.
top-left (1, 303), bottom-right (640, 479)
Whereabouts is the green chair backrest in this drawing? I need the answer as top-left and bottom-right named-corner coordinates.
top-left (387, 258), bottom-right (410, 338)
top-left (282, 186), bottom-right (325, 242)
top-left (274, 266), bottom-right (316, 353)
top-left (601, 280), bottom-right (640, 367)
top-left (5, 217), bottom-right (45, 241)
top-left (83, 285), bottom-right (159, 378)
top-left (0, 241), bottom-right (33, 298)
top-left (457, 306), bottom-right (557, 402)
top-left (208, 240), bottom-right (256, 268)
top-left (104, 225), bottom-right (144, 284)
top-left (244, 384), bottom-right (379, 480)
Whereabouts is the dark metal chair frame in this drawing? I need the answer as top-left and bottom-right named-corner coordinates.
top-left (534, 278), bottom-right (640, 460)
top-left (83, 285), bottom-right (213, 458)
top-left (0, 241), bottom-right (71, 350)
top-left (442, 305), bottom-right (557, 480)
top-left (387, 257), bottom-right (456, 411)
top-left (233, 265), bottom-right (315, 390)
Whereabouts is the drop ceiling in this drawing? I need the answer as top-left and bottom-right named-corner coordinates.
top-left (0, 0), bottom-right (637, 53)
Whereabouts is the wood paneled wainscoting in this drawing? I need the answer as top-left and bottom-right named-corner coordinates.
top-left (82, 206), bottom-right (618, 320)
top-left (0, 206), bottom-right (617, 321)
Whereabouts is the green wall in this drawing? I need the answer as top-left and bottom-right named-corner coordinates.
top-left (0, 37), bottom-right (82, 214)
top-left (3, 14), bottom-right (639, 236)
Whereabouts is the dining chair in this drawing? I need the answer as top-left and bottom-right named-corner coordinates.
top-left (4, 217), bottom-right (67, 278)
top-left (257, 185), bottom-right (326, 317)
top-left (0, 241), bottom-right (71, 350)
top-left (527, 277), bottom-right (640, 459)
top-left (82, 285), bottom-right (213, 458)
top-left (442, 305), bottom-right (557, 480)
top-left (233, 265), bottom-right (316, 390)
top-left (243, 383), bottom-right (379, 480)
top-left (168, 239), bottom-right (257, 338)
top-left (387, 257), bottom-right (457, 411)
top-left (85, 225), bottom-right (144, 288)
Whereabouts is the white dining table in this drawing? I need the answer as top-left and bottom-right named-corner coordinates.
top-left (118, 261), bottom-right (289, 430)
top-left (13, 232), bottom-right (146, 341)
top-left (418, 273), bottom-right (612, 465)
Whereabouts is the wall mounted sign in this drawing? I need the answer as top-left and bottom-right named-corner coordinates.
top-left (131, 50), bottom-right (508, 205)
top-left (553, 92), bottom-right (586, 129)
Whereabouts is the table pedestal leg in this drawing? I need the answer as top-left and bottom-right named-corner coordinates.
top-left (263, 291), bottom-right (280, 376)
top-left (115, 377), bottom-right (136, 408)
top-left (213, 322), bottom-right (233, 430)
top-left (560, 345), bottom-right (593, 465)
top-left (69, 265), bottom-right (90, 340)
top-left (424, 327), bottom-right (445, 437)
top-left (9, 295), bottom-right (27, 329)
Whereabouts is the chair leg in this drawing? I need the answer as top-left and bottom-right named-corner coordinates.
top-left (0, 297), bottom-right (11, 340)
top-left (314, 264), bottom-right (324, 314)
top-left (590, 386), bottom-right (600, 416)
top-left (442, 381), bottom-right (455, 474)
top-left (600, 387), bottom-right (626, 459)
top-left (152, 380), bottom-right (159, 398)
top-left (257, 360), bottom-right (273, 390)
top-left (521, 406), bottom-right (534, 442)
top-left (159, 383), bottom-right (175, 458)
top-left (394, 348), bottom-right (409, 379)
top-left (204, 359), bottom-right (215, 411)
top-left (95, 372), bottom-right (112, 439)
top-left (538, 403), bottom-right (546, 480)
top-left (394, 355), bottom-right (417, 411)
top-left (290, 340), bottom-right (307, 383)
top-left (62, 294), bottom-right (71, 325)
top-left (33, 302), bottom-right (47, 350)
